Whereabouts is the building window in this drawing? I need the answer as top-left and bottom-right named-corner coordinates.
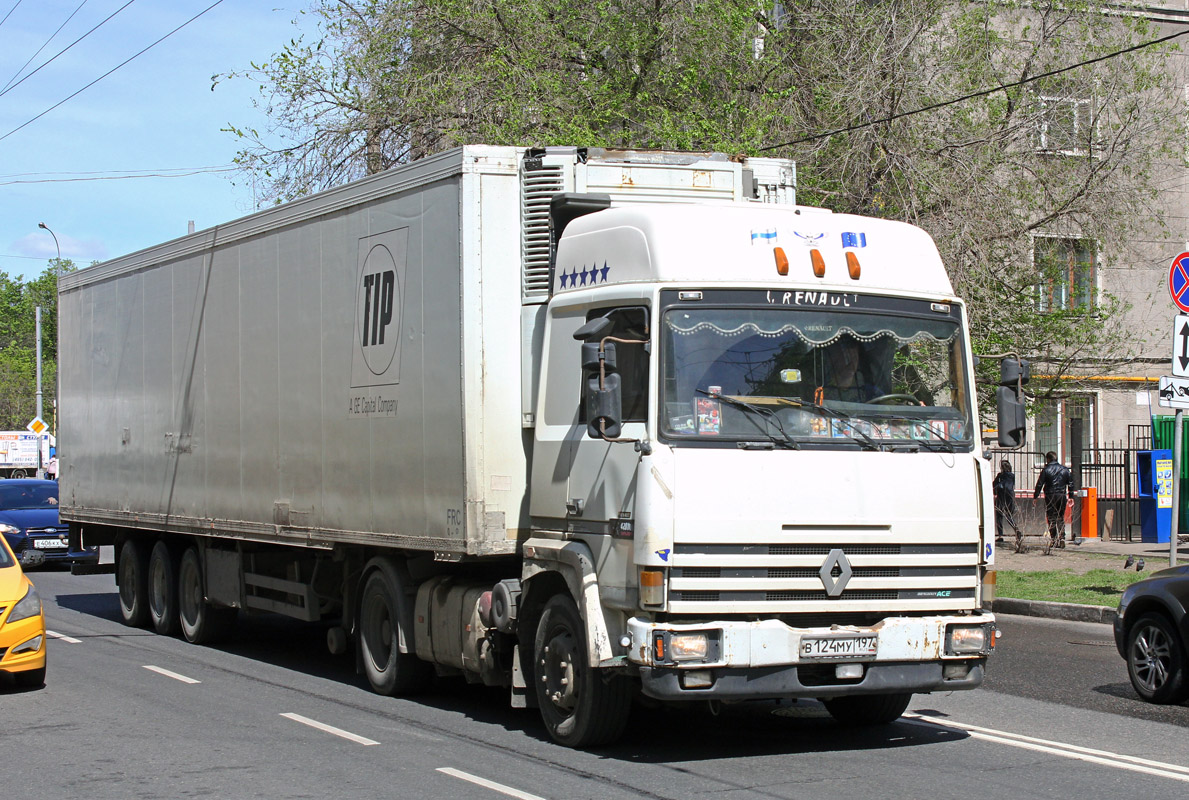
top-left (1035, 96), bottom-right (1094, 156)
top-left (1035, 237), bottom-right (1095, 311)
top-left (1033, 394), bottom-right (1096, 462)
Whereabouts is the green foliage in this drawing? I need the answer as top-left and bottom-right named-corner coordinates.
top-left (0, 262), bottom-right (68, 431)
top-left (222, 0), bottom-right (1183, 416)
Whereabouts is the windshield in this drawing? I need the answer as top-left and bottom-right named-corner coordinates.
top-left (661, 300), bottom-right (972, 448)
top-left (0, 483), bottom-right (59, 510)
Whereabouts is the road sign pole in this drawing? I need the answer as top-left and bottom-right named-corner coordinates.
top-left (1174, 409), bottom-right (1183, 568)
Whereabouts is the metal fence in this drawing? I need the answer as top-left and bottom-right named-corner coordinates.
top-left (986, 440), bottom-right (1141, 541)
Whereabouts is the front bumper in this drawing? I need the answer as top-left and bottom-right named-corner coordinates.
top-left (0, 609), bottom-right (46, 676)
top-left (627, 613), bottom-right (992, 701)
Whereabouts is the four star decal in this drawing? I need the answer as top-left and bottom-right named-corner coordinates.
top-left (558, 261), bottom-right (612, 289)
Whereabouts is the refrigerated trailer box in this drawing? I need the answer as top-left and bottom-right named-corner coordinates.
top-left (60, 145), bottom-right (1002, 747)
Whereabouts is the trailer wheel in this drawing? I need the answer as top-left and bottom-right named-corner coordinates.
top-left (359, 562), bottom-right (431, 695)
top-left (533, 594), bottom-right (631, 747)
top-left (823, 692), bottom-right (912, 726)
top-left (177, 547), bottom-right (236, 645)
top-left (117, 538), bottom-right (150, 627)
top-left (147, 540), bottom-right (181, 636)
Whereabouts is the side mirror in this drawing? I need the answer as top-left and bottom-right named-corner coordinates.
top-left (19, 549), bottom-right (45, 568)
top-left (573, 317), bottom-right (613, 342)
top-left (996, 357), bottom-right (1029, 448)
top-left (587, 373), bottom-right (623, 438)
top-left (996, 386), bottom-right (1026, 448)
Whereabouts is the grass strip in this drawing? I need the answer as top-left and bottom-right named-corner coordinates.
top-left (996, 568), bottom-right (1151, 607)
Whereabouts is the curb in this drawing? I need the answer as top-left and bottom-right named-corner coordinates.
top-left (991, 597), bottom-right (1116, 625)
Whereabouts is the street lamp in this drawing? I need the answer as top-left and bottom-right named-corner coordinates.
top-left (35, 222), bottom-right (60, 479)
top-left (38, 222), bottom-right (60, 273)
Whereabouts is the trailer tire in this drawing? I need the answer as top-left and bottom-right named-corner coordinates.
top-left (117, 538), bottom-right (150, 627)
top-left (359, 562), bottom-right (431, 695)
top-left (533, 594), bottom-right (631, 748)
top-left (147, 540), bottom-right (181, 636)
top-left (177, 547), bottom-right (236, 645)
top-left (823, 692), bottom-right (912, 726)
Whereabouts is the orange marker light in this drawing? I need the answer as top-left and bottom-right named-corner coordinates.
top-left (810, 249), bottom-right (825, 278)
top-left (846, 251), bottom-right (861, 280)
top-left (774, 247), bottom-right (789, 276)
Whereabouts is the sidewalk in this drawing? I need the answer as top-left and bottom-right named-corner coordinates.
top-left (989, 536), bottom-right (1189, 625)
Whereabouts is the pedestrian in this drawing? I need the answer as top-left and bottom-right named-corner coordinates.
top-left (46, 455), bottom-right (58, 481)
top-left (992, 459), bottom-right (1023, 542)
top-left (1034, 451), bottom-right (1074, 547)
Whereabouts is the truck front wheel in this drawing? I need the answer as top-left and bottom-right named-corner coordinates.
top-left (533, 594), bottom-right (631, 747)
top-left (117, 538), bottom-right (150, 627)
top-left (823, 692), bottom-right (912, 726)
top-left (147, 540), bottom-right (181, 636)
top-left (358, 562), bottom-right (431, 695)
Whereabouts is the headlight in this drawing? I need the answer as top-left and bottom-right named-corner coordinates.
top-left (0, 523), bottom-right (20, 535)
top-left (946, 623), bottom-right (989, 654)
top-left (669, 633), bottom-right (709, 661)
top-left (8, 585), bottom-right (42, 623)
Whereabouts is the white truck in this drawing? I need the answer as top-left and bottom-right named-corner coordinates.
top-left (0, 432), bottom-right (52, 478)
top-left (59, 146), bottom-right (1014, 747)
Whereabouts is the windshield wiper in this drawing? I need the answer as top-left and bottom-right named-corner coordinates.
top-left (695, 390), bottom-right (800, 450)
top-left (785, 397), bottom-right (882, 451)
top-left (912, 425), bottom-right (957, 453)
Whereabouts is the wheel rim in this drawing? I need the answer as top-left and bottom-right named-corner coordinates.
top-left (362, 585), bottom-right (394, 670)
top-left (179, 558), bottom-right (201, 628)
top-left (119, 552), bottom-right (137, 611)
top-left (1132, 624), bottom-right (1173, 694)
top-left (539, 622), bottom-right (580, 716)
top-left (149, 556), bottom-right (166, 617)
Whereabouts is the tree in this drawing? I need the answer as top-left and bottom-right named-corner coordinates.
top-left (0, 263), bottom-right (68, 431)
top-left (222, 0), bottom-right (1182, 412)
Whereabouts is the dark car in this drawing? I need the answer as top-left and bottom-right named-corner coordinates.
top-left (1114, 564), bottom-right (1189, 704)
top-left (0, 479), bottom-right (97, 567)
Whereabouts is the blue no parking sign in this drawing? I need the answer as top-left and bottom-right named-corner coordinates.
top-left (1169, 252), bottom-right (1189, 312)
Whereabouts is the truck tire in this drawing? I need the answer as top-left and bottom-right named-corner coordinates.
top-left (117, 538), bottom-right (150, 627)
top-left (533, 594), bottom-right (632, 747)
top-left (823, 692), bottom-right (912, 726)
top-left (1126, 612), bottom-right (1189, 704)
top-left (147, 539), bottom-right (181, 636)
top-left (177, 547), bottom-right (236, 645)
top-left (359, 562), bottom-right (431, 695)
top-left (10, 469), bottom-right (26, 479)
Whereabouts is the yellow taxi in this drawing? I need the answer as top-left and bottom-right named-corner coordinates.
top-left (0, 535), bottom-right (45, 687)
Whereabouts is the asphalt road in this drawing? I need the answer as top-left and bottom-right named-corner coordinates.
top-left (4, 567), bottom-right (1188, 800)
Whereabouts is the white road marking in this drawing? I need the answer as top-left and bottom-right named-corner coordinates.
top-left (142, 665), bottom-right (201, 684)
top-left (279, 713), bottom-right (379, 746)
top-left (437, 768), bottom-right (547, 800)
top-left (905, 713), bottom-right (1189, 783)
top-left (46, 630), bottom-right (81, 643)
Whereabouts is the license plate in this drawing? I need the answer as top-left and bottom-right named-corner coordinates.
top-left (800, 634), bottom-right (878, 659)
top-left (33, 538), bottom-right (67, 550)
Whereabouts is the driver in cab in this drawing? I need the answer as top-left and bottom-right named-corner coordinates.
top-left (821, 338), bottom-right (881, 402)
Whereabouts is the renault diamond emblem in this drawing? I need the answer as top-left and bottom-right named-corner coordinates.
top-left (819, 549), bottom-right (853, 597)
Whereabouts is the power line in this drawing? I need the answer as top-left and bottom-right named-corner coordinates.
top-left (0, 164), bottom-right (235, 179)
top-left (0, 0), bottom-right (136, 100)
top-left (0, 167), bottom-right (237, 186)
top-left (0, 0), bottom-right (24, 31)
top-left (760, 26), bottom-right (1189, 153)
top-left (0, 0), bottom-right (228, 144)
top-left (2, 0), bottom-right (92, 94)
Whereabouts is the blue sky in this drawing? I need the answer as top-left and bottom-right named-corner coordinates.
top-left (0, 0), bottom-right (314, 281)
